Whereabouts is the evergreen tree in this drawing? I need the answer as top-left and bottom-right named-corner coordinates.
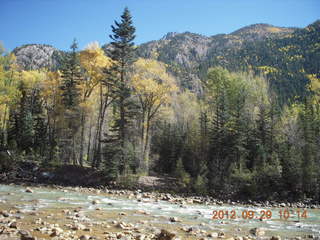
top-left (32, 89), bottom-right (47, 157)
top-left (8, 81), bottom-right (32, 152)
top-left (60, 39), bottom-right (82, 108)
top-left (59, 39), bottom-right (82, 164)
top-left (104, 7), bottom-right (136, 176)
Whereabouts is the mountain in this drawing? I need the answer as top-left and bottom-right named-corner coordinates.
top-left (136, 21), bottom-right (319, 102)
top-left (12, 44), bottom-right (64, 70)
top-left (136, 23), bottom-right (296, 92)
top-left (11, 20), bottom-right (320, 102)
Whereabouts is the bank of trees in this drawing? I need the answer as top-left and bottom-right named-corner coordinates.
top-left (0, 8), bottom-right (319, 201)
top-left (153, 67), bottom-right (320, 200)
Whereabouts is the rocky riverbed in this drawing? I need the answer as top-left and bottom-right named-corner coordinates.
top-left (0, 184), bottom-right (319, 240)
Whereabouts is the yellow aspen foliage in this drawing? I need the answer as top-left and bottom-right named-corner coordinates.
top-left (0, 59), bottom-right (20, 106)
top-left (41, 71), bottom-right (63, 108)
top-left (307, 74), bottom-right (320, 93)
top-left (307, 74), bottom-right (320, 103)
top-left (79, 42), bottom-right (113, 99)
top-left (131, 58), bottom-right (178, 171)
top-left (132, 58), bottom-right (178, 110)
top-left (0, 53), bottom-right (21, 132)
top-left (257, 65), bottom-right (279, 75)
top-left (20, 70), bottom-right (46, 89)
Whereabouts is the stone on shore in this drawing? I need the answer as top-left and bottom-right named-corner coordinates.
top-left (155, 229), bottom-right (176, 240)
top-left (249, 227), bottom-right (265, 236)
top-left (270, 236), bottom-right (281, 240)
top-left (25, 188), bottom-right (33, 193)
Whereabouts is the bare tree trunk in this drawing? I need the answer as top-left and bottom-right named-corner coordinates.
top-left (87, 117), bottom-right (93, 166)
top-left (92, 84), bottom-right (103, 168)
top-left (92, 84), bottom-right (111, 169)
top-left (1, 105), bottom-right (8, 147)
top-left (140, 110), bottom-right (146, 170)
top-left (143, 113), bottom-right (151, 173)
top-left (72, 136), bottom-right (76, 165)
top-left (96, 98), bottom-right (109, 168)
top-left (79, 111), bottom-right (85, 166)
top-left (1, 70), bottom-right (14, 147)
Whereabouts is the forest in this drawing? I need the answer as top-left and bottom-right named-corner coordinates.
top-left (1, 8), bottom-right (320, 202)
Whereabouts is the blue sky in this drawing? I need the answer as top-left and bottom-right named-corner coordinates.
top-left (1, 0), bottom-right (319, 52)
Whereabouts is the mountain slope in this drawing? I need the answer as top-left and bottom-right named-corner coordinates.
top-left (12, 44), bottom-right (64, 70)
top-left (137, 21), bottom-right (319, 102)
top-left (11, 21), bottom-right (319, 103)
top-left (136, 23), bottom-right (296, 93)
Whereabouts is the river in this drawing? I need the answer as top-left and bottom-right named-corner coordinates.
top-left (0, 184), bottom-right (319, 239)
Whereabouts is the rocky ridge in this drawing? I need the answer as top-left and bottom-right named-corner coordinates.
top-left (12, 44), bottom-right (63, 71)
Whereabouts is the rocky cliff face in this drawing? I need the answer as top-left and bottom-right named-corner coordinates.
top-left (12, 44), bottom-right (63, 70)
top-left (136, 24), bottom-right (296, 91)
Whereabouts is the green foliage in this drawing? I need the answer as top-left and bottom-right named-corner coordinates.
top-left (174, 158), bottom-right (191, 188)
top-left (103, 7), bottom-right (137, 176)
top-left (193, 175), bottom-right (207, 194)
top-left (230, 166), bottom-right (255, 198)
top-left (116, 174), bottom-right (139, 189)
top-left (60, 39), bottom-right (82, 109)
top-left (0, 151), bottom-right (14, 172)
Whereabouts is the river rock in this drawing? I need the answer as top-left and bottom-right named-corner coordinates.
top-left (136, 234), bottom-right (146, 240)
top-left (8, 221), bottom-right (17, 229)
top-left (92, 200), bottom-right (100, 204)
top-left (206, 232), bottom-right (218, 237)
top-left (79, 235), bottom-right (90, 240)
top-left (50, 227), bottom-right (63, 237)
top-left (234, 237), bottom-right (243, 240)
top-left (169, 217), bottom-right (179, 222)
top-left (270, 236), bottom-right (281, 240)
top-left (19, 230), bottom-right (36, 240)
top-left (1, 210), bottom-right (9, 217)
top-left (250, 227), bottom-right (265, 236)
top-left (71, 223), bottom-right (86, 230)
top-left (155, 229), bottom-right (176, 240)
top-left (136, 210), bottom-right (147, 215)
top-left (116, 222), bottom-right (130, 230)
top-left (25, 188), bottom-right (33, 193)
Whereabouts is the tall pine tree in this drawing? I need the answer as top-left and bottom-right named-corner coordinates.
top-left (59, 39), bottom-right (82, 164)
top-left (103, 7), bottom-right (136, 177)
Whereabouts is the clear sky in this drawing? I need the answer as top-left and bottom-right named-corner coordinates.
top-left (1, 0), bottom-right (319, 52)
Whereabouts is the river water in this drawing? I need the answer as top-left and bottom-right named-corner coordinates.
top-left (0, 184), bottom-right (319, 239)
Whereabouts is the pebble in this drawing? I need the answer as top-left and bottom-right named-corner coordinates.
top-left (156, 229), bottom-right (176, 240)
top-left (169, 217), bottom-right (179, 222)
top-left (8, 221), bottom-right (17, 229)
top-left (249, 227), bottom-right (265, 236)
top-left (25, 188), bottom-right (33, 193)
top-left (270, 236), bottom-right (281, 240)
top-left (91, 200), bottom-right (100, 205)
top-left (79, 235), bottom-right (90, 240)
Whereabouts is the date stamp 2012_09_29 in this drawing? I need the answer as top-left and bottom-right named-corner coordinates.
top-left (212, 209), bottom-right (308, 220)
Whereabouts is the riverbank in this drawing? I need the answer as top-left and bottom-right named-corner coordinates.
top-left (1, 160), bottom-right (320, 210)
